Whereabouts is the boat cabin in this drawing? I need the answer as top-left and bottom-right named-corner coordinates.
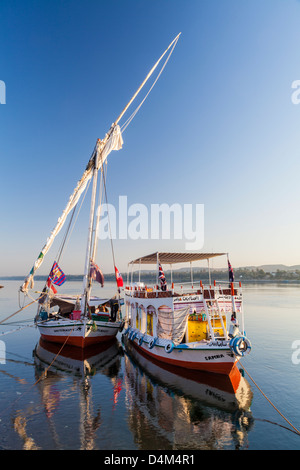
top-left (124, 252), bottom-right (244, 344)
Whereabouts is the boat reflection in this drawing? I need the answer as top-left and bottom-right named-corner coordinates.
top-left (122, 336), bottom-right (254, 450)
top-left (33, 337), bottom-right (122, 381)
top-left (30, 338), bottom-right (123, 450)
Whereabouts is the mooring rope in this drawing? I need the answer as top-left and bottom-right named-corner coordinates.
top-left (0, 324), bottom-right (36, 337)
top-left (238, 359), bottom-right (300, 436)
top-left (0, 300), bottom-right (36, 326)
top-left (0, 323), bottom-right (76, 421)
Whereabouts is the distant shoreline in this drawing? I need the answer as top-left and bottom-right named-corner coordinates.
top-left (1, 267), bottom-right (300, 284)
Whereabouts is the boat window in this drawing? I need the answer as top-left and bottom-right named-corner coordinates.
top-left (147, 305), bottom-right (155, 336)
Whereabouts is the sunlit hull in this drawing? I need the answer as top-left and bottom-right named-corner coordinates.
top-left (37, 318), bottom-right (122, 348)
top-left (124, 328), bottom-right (237, 375)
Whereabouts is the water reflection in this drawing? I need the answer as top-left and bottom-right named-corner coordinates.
top-left (11, 336), bottom-right (253, 450)
top-left (29, 338), bottom-right (122, 450)
top-left (122, 336), bottom-right (254, 450)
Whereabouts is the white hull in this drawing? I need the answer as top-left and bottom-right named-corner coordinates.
top-left (124, 327), bottom-right (237, 375)
top-left (37, 318), bottom-right (123, 348)
top-left (124, 335), bottom-right (253, 412)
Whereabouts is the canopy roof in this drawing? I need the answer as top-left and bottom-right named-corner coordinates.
top-left (49, 295), bottom-right (111, 314)
top-left (129, 252), bottom-right (226, 265)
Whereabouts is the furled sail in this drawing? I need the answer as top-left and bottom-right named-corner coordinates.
top-left (20, 125), bottom-right (123, 293)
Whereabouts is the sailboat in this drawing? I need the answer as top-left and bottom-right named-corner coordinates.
top-left (19, 34), bottom-right (181, 348)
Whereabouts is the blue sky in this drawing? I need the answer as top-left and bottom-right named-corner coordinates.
top-left (1, 0), bottom-right (300, 276)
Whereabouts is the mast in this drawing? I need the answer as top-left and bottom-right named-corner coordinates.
top-left (81, 140), bottom-right (101, 315)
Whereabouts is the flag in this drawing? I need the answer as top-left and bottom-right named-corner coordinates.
top-left (46, 278), bottom-right (57, 294)
top-left (115, 266), bottom-right (123, 287)
top-left (228, 259), bottom-right (234, 283)
top-left (158, 263), bottom-right (167, 289)
top-left (90, 259), bottom-right (104, 287)
top-left (49, 261), bottom-right (66, 286)
top-left (39, 286), bottom-right (49, 303)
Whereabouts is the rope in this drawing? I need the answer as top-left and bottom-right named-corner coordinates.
top-left (0, 324), bottom-right (35, 337)
top-left (121, 35), bottom-right (180, 133)
top-left (56, 175), bottom-right (92, 263)
top-left (0, 300), bottom-right (36, 325)
top-left (101, 162), bottom-right (118, 290)
top-left (0, 323), bottom-right (76, 421)
top-left (239, 359), bottom-right (300, 436)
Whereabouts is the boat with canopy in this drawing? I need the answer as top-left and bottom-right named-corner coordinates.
top-left (19, 34), bottom-right (181, 348)
top-left (123, 252), bottom-right (252, 374)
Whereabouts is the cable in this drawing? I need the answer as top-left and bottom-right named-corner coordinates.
top-left (121, 35), bottom-right (180, 133)
top-left (239, 359), bottom-right (300, 436)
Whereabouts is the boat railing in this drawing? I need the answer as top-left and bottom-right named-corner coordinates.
top-left (124, 280), bottom-right (242, 298)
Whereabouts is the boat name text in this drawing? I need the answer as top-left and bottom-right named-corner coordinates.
top-left (205, 354), bottom-right (225, 361)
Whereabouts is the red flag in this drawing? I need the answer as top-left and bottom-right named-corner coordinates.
top-left (47, 277), bottom-right (57, 294)
top-left (115, 266), bottom-right (123, 287)
top-left (228, 258), bottom-right (235, 283)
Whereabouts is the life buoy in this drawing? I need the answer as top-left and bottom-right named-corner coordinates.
top-left (129, 330), bottom-right (134, 340)
top-left (138, 335), bottom-right (144, 346)
top-left (164, 342), bottom-right (174, 353)
top-left (131, 332), bottom-right (137, 341)
top-left (230, 335), bottom-right (251, 357)
top-left (148, 337), bottom-right (157, 349)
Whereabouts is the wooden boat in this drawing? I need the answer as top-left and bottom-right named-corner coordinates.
top-left (123, 252), bottom-right (251, 375)
top-left (123, 334), bottom-right (253, 412)
top-left (19, 35), bottom-right (181, 348)
top-left (123, 334), bottom-right (254, 449)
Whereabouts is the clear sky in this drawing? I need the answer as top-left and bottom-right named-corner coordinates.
top-left (1, 0), bottom-right (300, 277)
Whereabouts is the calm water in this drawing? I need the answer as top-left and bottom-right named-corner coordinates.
top-left (0, 280), bottom-right (300, 451)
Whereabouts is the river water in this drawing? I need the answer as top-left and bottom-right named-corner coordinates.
top-left (0, 280), bottom-right (299, 451)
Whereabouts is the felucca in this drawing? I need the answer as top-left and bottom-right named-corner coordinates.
top-left (19, 35), bottom-right (181, 348)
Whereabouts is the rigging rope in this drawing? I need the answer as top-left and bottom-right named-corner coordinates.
top-left (101, 162), bottom-right (118, 292)
top-left (32, 176), bottom-right (92, 300)
top-left (121, 34), bottom-right (180, 133)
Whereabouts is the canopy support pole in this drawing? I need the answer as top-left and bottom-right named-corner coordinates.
top-left (208, 259), bottom-right (211, 286)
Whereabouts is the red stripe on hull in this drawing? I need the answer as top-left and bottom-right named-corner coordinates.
top-left (40, 333), bottom-right (115, 348)
top-left (131, 340), bottom-right (236, 375)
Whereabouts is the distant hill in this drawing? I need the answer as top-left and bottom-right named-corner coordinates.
top-left (243, 264), bottom-right (300, 272)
